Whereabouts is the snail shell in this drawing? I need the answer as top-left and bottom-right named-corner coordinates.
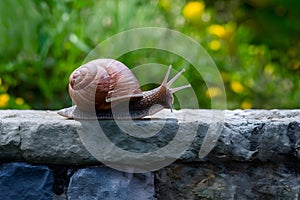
top-left (58, 58), bottom-right (190, 119)
top-left (68, 59), bottom-right (143, 112)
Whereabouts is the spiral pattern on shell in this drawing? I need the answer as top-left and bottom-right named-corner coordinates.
top-left (68, 59), bottom-right (142, 112)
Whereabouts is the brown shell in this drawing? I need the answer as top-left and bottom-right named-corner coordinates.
top-left (68, 59), bottom-right (143, 112)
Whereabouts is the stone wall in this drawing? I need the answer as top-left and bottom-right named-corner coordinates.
top-left (0, 109), bottom-right (299, 199)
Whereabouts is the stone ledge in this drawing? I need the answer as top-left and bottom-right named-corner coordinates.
top-left (0, 109), bottom-right (299, 165)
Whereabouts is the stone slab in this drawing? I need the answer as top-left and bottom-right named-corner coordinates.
top-left (155, 162), bottom-right (300, 199)
top-left (68, 166), bottom-right (154, 200)
top-left (0, 109), bottom-right (299, 165)
top-left (0, 162), bottom-right (54, 200)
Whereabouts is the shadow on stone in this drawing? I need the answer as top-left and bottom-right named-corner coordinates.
top-left (97, 118), bottom-right (178, 153)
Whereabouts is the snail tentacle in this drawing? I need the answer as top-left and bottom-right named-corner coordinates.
top-left (161, 66), bottom-right (191, 93)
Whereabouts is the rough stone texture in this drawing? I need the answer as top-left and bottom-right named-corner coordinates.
top-left (0, 110), bottom-right (95, 164)
top-left (0, 109), bottom-right (300, 199)
top-left (155, 162), bottom-right (300, 200)
top-left (0, 109), bottom-right (299, 164)
top-left (68, 166), bottom-right (154, 200)
top-left (0, 162), bottom-right (54, 200)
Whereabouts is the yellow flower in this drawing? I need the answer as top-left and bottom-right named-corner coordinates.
top-left (208, 24), bottom-right (226, 38)
top-left (231, 81), bottom-right (244, 93)
top-left (205, 87), bottom-right (222, 98)
top-left (208, 23), bottom-right (235, 39)
top-left (209, 40), bottom-right (221, 51)
top-left (15, 97), bottom-right (24, 105)
top-left (241, 101), bottom-right (252, 109)
top-left (182, 1), bottom-right (205, 23)
top-left (0, 93), bottom-right (10, 107)
top-left (264, 63), bottom-right (274, 75)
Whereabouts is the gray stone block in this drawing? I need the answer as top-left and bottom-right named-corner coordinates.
top-left (0, 109), bottom-right (299, 165)
top-left (68, 166), bottom-right (155, 200)
top-left (0, 109), bottom-right (299, 199)
top-left (0, 110), bottom-right (96, 164)
top-left (155, 162), bottom-right (300, 200)
top-left (0, 162), bottom-right (54, 200)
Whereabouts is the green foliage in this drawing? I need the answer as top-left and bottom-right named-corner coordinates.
top-left (0, 0), bottom-right (299, 110)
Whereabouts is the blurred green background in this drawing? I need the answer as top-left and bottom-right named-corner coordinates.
top-left (0, 0), bottom-right (299, 110)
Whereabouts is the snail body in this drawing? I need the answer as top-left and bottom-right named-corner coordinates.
top-left (58, 58), bottom-right (190, 119)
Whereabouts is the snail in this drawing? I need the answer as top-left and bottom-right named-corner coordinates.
top-left (57, 58), bottom-right (190, 119)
